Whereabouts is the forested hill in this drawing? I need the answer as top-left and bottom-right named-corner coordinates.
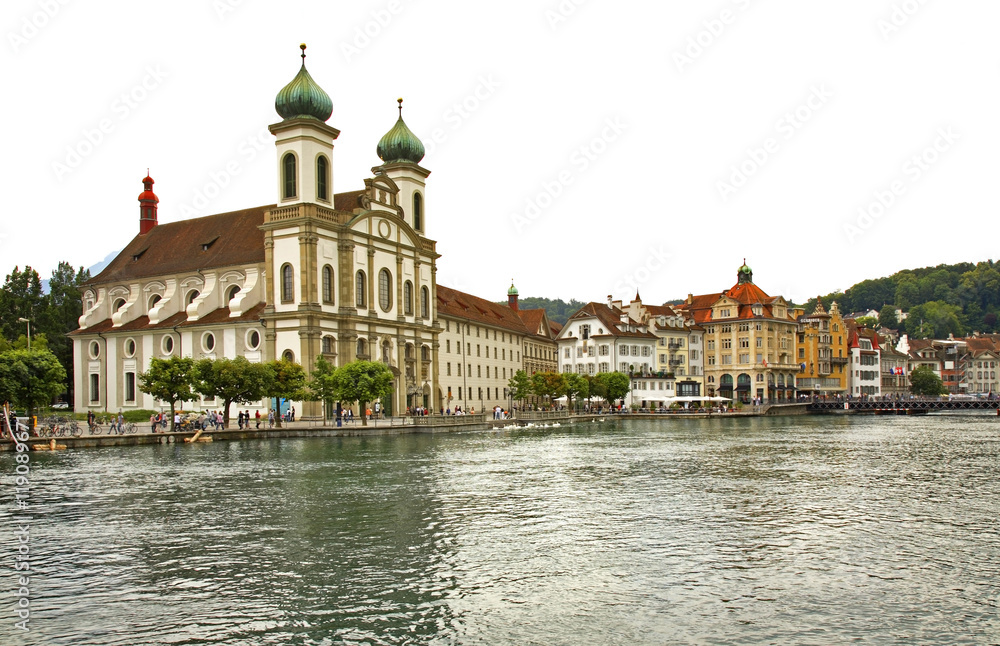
top-left (801, 260), bottom-right (1000, 339)
top-left (503, 297), bottom-right (587, 326)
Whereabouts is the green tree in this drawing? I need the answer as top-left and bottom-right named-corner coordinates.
top-left (878, 305), bottom-right (899, 330)
top-left (563, 372), bottom-right (589, 410)
top-left (192, 357), bottom-right (274, 428)
top-left (507, 369), bottom-right (532, 407)
top-left (264, 359), bottom-right (309, 427)
top-left (905, 301), bottom-right (964, 339)
top-left (586, 374), bottom-right (607, 404)
top-left (308, 356), bottom-right (339, 418)
top-left (327, 360), bottom-right (394, 426)
top-left (853, 316), bottom-right (878, 329)
top-left (43, 262), bottom-right (90, 401)
top-left (0, 348), bottom-right (67, 429)
top-left (138, 357), bottom-right (198, 431)
top-left (530, 371), bottom-right (566, 406)
top-left (909, 365), bottom-right (947, 396)
top-left (594, 371), bottom-right (630, 407)
top-left (0, 266), bottom-right (45, 343)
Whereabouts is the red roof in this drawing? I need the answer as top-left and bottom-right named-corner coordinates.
top-left (437, 285), bottom-right (530, 335)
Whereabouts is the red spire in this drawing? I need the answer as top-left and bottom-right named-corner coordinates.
top-left (138, 172), bottom-right (159, 235)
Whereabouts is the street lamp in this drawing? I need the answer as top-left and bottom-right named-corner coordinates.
top-left (17, 318), bottom-right (30, 350)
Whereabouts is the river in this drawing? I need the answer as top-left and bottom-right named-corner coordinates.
top-left (2, 414), bottom-right (998, 645)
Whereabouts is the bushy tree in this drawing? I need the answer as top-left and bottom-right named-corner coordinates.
top-left (138, 357), bottom-right (198, 431)
top-left (192, 357), bottom-right (273, 428)
top-left (594, 372), bottom-right (630, 407)
top-left (905, 301), bottom-right (964, 339)
top-left (909, 365), bottom-right (947, 396)
top-left (563, 372), bottom-right (589, 410)
top-left (878, 304), bottom-right (899, 330)
top-left (308, 356), bottom-right (339, 418)
top-left (530, 371), bottom-right (566, 405)
top-left (325, 360), bottom-right (394, 426)
top-left (507, 369), bottom-right (532, 407)
top-left (0, 348), bottom-right (67, 429)
top-left (264, 359), bottom-right (309, 427)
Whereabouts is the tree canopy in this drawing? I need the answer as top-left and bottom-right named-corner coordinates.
top-left (909, 365), bottom-right (947, 396)
top-left (324, 360), bottom-right (394, 426)
top-left (192, 357), bottom-right (274, 427)
top-left (0, 348), bottom-right (67, 427)
top-left (138, 357), bottom-right (198, 431)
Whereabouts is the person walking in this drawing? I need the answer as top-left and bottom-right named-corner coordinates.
top-left (255, 409), bottom-right (261, 429)
top-left (150, 413), bottom-right (158, 434)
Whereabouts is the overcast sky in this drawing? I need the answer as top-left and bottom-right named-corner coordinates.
top-left (3, 0), bottom-right (997, 305)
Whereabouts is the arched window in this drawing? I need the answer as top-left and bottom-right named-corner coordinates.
top-left (356, 271), bottom-right (366, 307)
top-left (357, 338), bottom-right (367, 358)
top-left (227, 285), bottom-right (240, 303)
top-left (282, 153), bottom-right (296, 199)
top-left (378, 268), bottom-right (392, 311)
top-left (186, 290), bottom-right (199, 305)
top-left (322, 265), bottom-right (334, 304)
top-left (322, 336), bottom-right (334, 354)
top-left (281, 264), bottom-right (294, 302)
top-left (148, 294), bottom-right (161, 311)
top-left (283, 350), bottom-right (295, 362)
top-left (420, 286), bottom-right (429, 318)
top-left (421, 345), bottom-right (430, 362)
top-left (316, 155), bottom-right (329, 201)
top-left (404, 281), bottom-right (413, 315)
top-left (113, 298), bottom-right (126, 312)
top-left (413, 192), bottom-right (423, 231)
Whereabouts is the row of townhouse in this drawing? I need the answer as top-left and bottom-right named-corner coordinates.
top-left (897, 335), bottom-right (1000, 395)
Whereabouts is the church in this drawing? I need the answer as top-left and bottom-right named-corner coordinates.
top-left (70, 45), bottom-right (554, 419)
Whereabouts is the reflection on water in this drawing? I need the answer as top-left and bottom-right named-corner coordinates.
top-left (2, 416), bottom-right (999, 645)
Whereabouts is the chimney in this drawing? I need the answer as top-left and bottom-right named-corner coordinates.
top-left (139, 172), bottom-right (159, 235)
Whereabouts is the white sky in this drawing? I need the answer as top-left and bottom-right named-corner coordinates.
top-left (3, 0), bottom-right (997, 305)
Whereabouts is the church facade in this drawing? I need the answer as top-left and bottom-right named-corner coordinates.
top-left (71, 47), bottom-right (443, 419)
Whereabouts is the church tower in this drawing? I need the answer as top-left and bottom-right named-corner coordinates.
top-left (376, 99), bottom-right (430, 235)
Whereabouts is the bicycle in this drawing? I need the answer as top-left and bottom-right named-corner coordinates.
top-left (123, 422), bottom-right (138, 435)
top-left (89, 423), bottom-right (104, 436)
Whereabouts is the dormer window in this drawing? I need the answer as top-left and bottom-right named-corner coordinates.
top-left (201, 236), bottom-right (219, 252)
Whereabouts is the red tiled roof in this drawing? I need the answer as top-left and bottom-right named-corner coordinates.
top-left (437, 285), bottom-right (530, 335)
top-left (564, 302), bottom-right (656, 339)
top-left (515, 308), bottom-right (554, 340)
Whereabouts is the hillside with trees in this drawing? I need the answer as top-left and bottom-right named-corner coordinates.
top-left (800, 260), bottom-right (1000, 339)
top-left (506, 296), bottom-right (587, 326)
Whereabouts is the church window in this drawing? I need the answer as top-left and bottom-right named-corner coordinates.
top-left (283, 350), bottom-right (295, 362)
top-left (148, 294), bottom-right (161, 311)
top-left (281, 264), bottom-right (294, 302)
top-left (421, 286), bottom-right (429, 318)
top-left (356, 271), bottom-right (367, 307)
top-left (413, 193), bottom-right (423, 231)
top-left (357, 338), bottom-right (367, 357)
top-left (90, 374), bottom-right (100, 402)
top-left (203, 333), bottom-right (216, 352)
top-left (421, 346), bottom-right (430, 361)
top-left (321, 336), bottom-right (333, 354)
top-left (378, 268), bottom-right (392, 311)
top-left (89, 341), bottom-right (101, 359)
top-left (187, 290), bottom-right (200, 305)
top-left (282, 153), bottom-right (296, 199)
top-left (316, 155), bottom-right (329, 201)
top-left (247, 330), bottom-right (261, 350)
top-left (124, 338), bottom-right (136, 358)
top-left (322, 265), bottom-right (334, 304)
top-left (227, 285), bottom-right (240, 303)
top-left (404, 281), bottom-right (413, 315)
top-left (113, 298), bottom-right (126, 312)
top-left (162, 336), bottom-right (174, 355)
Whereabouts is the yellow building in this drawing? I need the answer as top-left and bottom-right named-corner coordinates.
top-left (795, 300), bottom-right (848, 397)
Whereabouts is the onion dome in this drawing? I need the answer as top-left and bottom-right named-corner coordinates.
top-left (274, 44), bottom-right (333, 122)
top-left (508, 281), bottom-right (519, 296)
top-left (737, 259), bottom-right (753, 285)
top-left (377, 99), bottom-right (425, 164)
top-left (138, 173), bottom-right (158, 203)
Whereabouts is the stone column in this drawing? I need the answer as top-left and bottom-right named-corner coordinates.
top-left (338, 241), bottom-right (355, 315)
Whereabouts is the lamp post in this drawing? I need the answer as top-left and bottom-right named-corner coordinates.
top-left (17, 318), bottom-right (30, 350)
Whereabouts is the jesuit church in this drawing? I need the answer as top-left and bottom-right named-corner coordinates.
top-left (71, 46), bottom-right (474, 419)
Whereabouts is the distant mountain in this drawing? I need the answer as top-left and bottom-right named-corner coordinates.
top-left (40, 250), bottom-right (119, 294)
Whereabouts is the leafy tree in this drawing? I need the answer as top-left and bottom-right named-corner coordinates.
top-left (530, 371), bottom-right (566, 405)
top-left (563, 372), bottom-right (589, 410)
top-left (878, 305), bottom-right (899, 330)
top-left (0, 266), bottom-right (45, 343)
top-left (192, 357), bottom-right (274, 428)
top-left (43, 262), bottom-right (89, 401)
top-left (853, 316), bottom-right (878, 329)
top-left (909, 365), bottom-right (947, 396)
top-left (326, 360), bottom-right (394, 426)
top-left (0, 348), bottom-right (67, 429)
top-left (507, 369), bottom-right (532, 407)
top-left (308, 356), bottom-right (340, 418)
top-left (586, 374), bottom-right (607, 404)
top-left (905, 301), bottom-right (964, 339)
top-left (264, 359), bottom-right (309, 427)
top-left (594, 371), bottom-right (630, 406)
top-left (138, 357), bottom-right (198, 431)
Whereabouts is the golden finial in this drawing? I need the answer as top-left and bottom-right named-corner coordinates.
top-left (300, 43), bottom-right (307, 61)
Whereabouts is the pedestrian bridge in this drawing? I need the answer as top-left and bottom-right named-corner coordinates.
top-left (808, 399), bottom-right (1000, 413)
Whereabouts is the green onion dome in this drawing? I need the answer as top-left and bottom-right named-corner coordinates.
top-left (508, 282), bottom-right (519, 296)
top-left (377, 99), bottom-right (425, 164)
top-left (275, 44), bottom-right (333, 122)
